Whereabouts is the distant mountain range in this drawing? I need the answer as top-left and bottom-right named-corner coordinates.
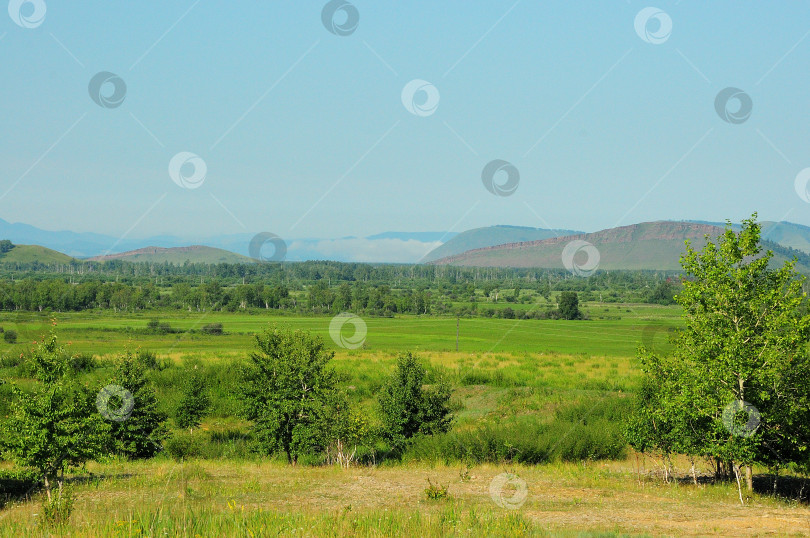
top-left (420, 225), bottom-right (582, 262)
top-left (2, 217), bottom-right (810, 269)
top-left (0, 218), bottom-right (454, 263)
top-left (430, 221), bottom-right (810, 272)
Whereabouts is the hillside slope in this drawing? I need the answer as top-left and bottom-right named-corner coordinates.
top-left (432, 221), bottom-right (810, 272)
top-left (88, 245), bottom-right (252, 265)
top-left (421, 225), bottom-right (582, 262)
top-left (0, 244), bottom-right (74, 264)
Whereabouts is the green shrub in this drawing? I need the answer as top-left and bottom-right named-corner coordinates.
top-left (424, 478), bottom-right (450, 500)
top-left (3, 330), bottom-right (17, 344)
top-left (69, 353), bottom-right (97, 373)
top-left (378, 352), bottom-right (453, 451)
top-left (136, 350), bottom-right (166, 371)
top-left (201, 323), bottom-right (223, 335)
top-left (0, 354), bottom-right (22, 368)
top-left (42, 485), bottom-right (74, 528)
top-left (165, 431), bottom-right (207, 460)
top-left (107, 352), bottom-right (169, 459)
top-left (0, 468), bottom-right (39, 498)
top-left (176, 366), bottom-right (211, 432)
top-left (146, 319), bottom-right (175, 334)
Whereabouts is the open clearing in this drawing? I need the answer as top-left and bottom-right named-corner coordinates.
top-left (2, 459), bottom-right (809, 536)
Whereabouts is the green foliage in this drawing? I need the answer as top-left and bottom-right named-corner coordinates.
top-left (107, 352), bottom-right (169, 459)
top-left (378, 352), bottom-right (453, 451)
top-left (0, 239), bottom-right (14, 253)
top-left (627, 215), bottom-right (810, 491)
top-left (201, 323), bottom-right (223, 335)
top-left (239, 326), bottom-right (349, 464)
top-left (42, 483), bottom-right (74, 528)
top-left (1, 331), bottom-right (110, 499)
top-left (136, 349), bottom-right (166, 371)
top-left (405, 397), bottom-right (628, 464)
top-left (164, 431), bottom-right (207, 461)
top-left (68, 353), bottom-right (97, 373)
top-left (3, 329), bottom-right (17, 343)
top-left (146, 319), bottom-right (176, 334)
top-left (647, 280), bottom-right (677, 305)
top-left (557, 291), bottom-right (582, 320)
top-left (0, 468), bottom-right (39, 498)
top-left (424, 478), bottom-right (450, 500)
top-left (175, 366), bottom-right (211, 432)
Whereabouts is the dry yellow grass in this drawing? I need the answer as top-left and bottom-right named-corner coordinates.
top-left (2, 458), bottom-right (808, 536)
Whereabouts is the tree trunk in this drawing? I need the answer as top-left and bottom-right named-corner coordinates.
top-left (43, 474), bottom-right (52, 502)
top-left (733, 464), bottom-right (744, 506)
top-left (745, 465), bottom-right (753, 492)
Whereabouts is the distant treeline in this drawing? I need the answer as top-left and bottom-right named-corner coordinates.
top-left (0, 266), bottom-right (681, 314)
top-left (0, 258), bottom-right (680, 286)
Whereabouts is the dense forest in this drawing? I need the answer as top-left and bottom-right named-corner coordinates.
top-left (0, 260), bottom-right (681, 315)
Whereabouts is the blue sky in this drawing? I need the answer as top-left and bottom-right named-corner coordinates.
top-left (1, 1), bottom-right (810, 245)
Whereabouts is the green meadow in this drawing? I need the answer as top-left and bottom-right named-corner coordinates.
top-left (5, 301), bottom-right (808, 536)
top-left (0, 301), bottom-right (681, 358)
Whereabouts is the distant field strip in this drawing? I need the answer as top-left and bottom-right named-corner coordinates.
top-left (0, 309), bottom-right (680, 357)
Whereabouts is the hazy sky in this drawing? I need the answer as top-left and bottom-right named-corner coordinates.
top-left (2, 1), bottom-right (810, 243)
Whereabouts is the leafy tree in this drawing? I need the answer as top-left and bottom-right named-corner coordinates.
top-left (0, 239), bottom-right (13, 253)
top-left (557, 291), bottom-right (582, 320)
top-left (378, 352), bottom-right (453, 451)
top-left (239, 326), bottom-right (348, 464)
top-left (106, 352), bottom-right (169, 458)
top-left (647, 280), bottom-right (677, 305)
top-left (175, 365), bottom-right (210, 433)
top-left (1, 331), bottom-right (109, 503)
top-left (627, 215), bottom-right (810, 499)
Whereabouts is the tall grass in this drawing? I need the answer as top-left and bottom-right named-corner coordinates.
top-left (403, 397), bottom-right (629, 464)
top-left (0, 502), bottom-right (610, 537)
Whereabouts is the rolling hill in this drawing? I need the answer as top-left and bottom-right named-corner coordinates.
top-left (421, 225), bottom-right (582, 262)
top-left (88, 246), bottom-right (252, 265)
top-left (0, 244), bottom-right (75, 264)
top-left (687, 220), bottom-right (810, 253)
top-left (431, 221), bottom-right (810, 272)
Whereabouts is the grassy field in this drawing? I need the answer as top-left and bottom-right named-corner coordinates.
top-left (3, 303), bottom-right (806, 536)
top-left (0, 302), bottom-right (681, 359)
top-left (2, 458), bottom-right (809, 536)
